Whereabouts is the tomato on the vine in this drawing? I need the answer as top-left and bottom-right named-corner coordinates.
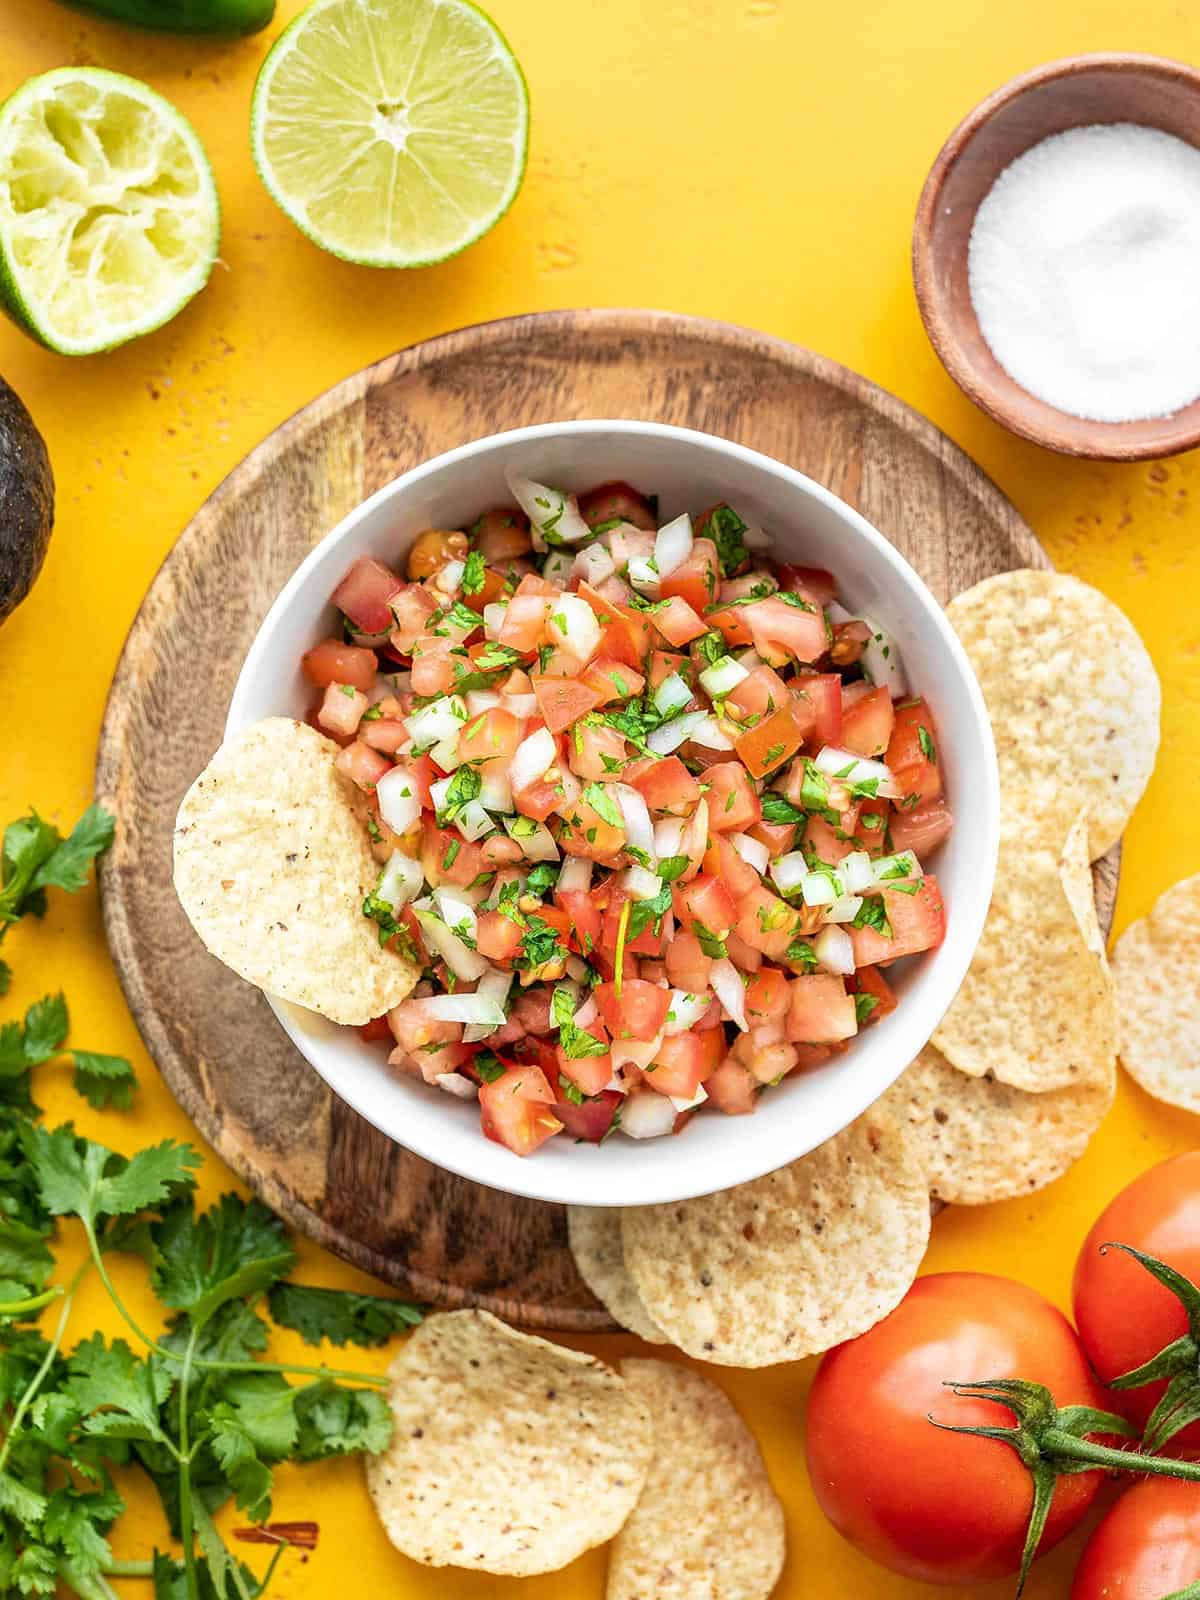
top-left (1074, 1153), bottom-right (1200, 1452)
top-left (806, 1273), bottom-right (1111, 1586)
top-left (1072, 1480), bottom-right (1200, 1600)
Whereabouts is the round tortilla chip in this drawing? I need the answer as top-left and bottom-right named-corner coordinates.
top-left (568, 1207), bottom-right (668, 1344)
top-left (174, 717), bottom-right (417, 1025)
top-left (946, 570), bottom-right (1159, 859)
top-left (366, 1309), bottom-right (653, 1575)
top-left (933, 809), bottom-right (1116, 1093)
top-left (1114, 872), bottom-right (1200, 1112)
top-left (608, 1360), bottom-right (785, 1600)
top-left (621, 1109), bottom-right (929, 1367)
top-left (885, 1045), bottom-right (1114, 1206)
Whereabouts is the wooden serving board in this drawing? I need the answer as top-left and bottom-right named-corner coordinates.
top-left (96, 310), bottom-right (1118, 1332)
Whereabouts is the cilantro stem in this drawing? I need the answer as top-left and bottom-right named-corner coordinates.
top-left (0, 1285), bottom-right (63, 1316)
top-left (613, 899), bottom-right (630, 1000)
top-left (0, 1258), bottom-right (89, 1479)
top-left (102, 1562), bottom-right (155, 1578)
top-left (177, 1320), bottom-right (201, 1600)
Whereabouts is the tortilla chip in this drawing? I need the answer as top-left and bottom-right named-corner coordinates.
top-left (366, 1310), bottom-right (652, 1574)
top-left (1114, 872), bottom-right (1200, 1112)
top-left (568, 1207), bottom-right (668, 1344)
top-left (947, 570), bottom-right (1159, 859)
top-left (621, 1109), bottom-right (929, 1367)
top-left (608, 1360), bottom-right (785, 1600)
top-left (174, 717), bottom-right (417, 1025)
top-left (885, 1045), bottom-right (1113, 1205)
top-left (932, 810), bottom-right (1116, 1092)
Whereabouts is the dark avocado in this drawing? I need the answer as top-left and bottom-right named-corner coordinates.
top-left (0, 377), bottom-right (53, 625)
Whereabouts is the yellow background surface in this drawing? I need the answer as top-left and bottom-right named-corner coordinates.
top-left (1, 1), bottom-right (1198, 1594)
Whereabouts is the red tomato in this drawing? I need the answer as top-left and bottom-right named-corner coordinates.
top-left (705, 1057), bottom-right (758, 1114)
top-left (701, 834), bottom-right (760, 899)
top-left (745, 967), bottom-right (790, 1022)
top-left (419, 826), bottom-right (485, 890)
top-left (479, 1064), bottom-right (563, 1156)
top-left (458, 706), bottom-right (522, 766)
top-left (1074, 1154), bottom-right (1200, 1452)
top-left (705, 762), bottom-right (762, 833)
top-left (532, 675), bottom-right (604, 736)
top-left (334, 740), bottom-right (390, 791)
top-left (786, 974), bottom-right (857, 1043)
top-left (644, 1033), bottom-right (707, 1099)
top-left (745, 595), bottom-right (828, 664)
top-left (664, 931), bottom-right (713, 993)
top-left (1072, 1480), bottom-right (1200, 1600)
top-left (594, 979), bottom-right (670, 1042)
top-left (472, 507), bottom-right (532, 563)
top-left (735, 705), bottom-right (806, 778)
top-left (848, 878), bottom-right (946, 966)
top-left (302, 638), bottom-right (378, 692)
top-left (554, 1089), bottom-right (622, 1143)
top-left (775, 563), bottom-right (836, 607)
top-left (806, 1274), bottom-right (1110, 1585)
top-left (553, 888), bottom-right (603, 957)
top-left (793, 673), bottom-right (842, 747)
top-left (476, 910), bottom-right (524, 966)
top-left (556, 1028), bottom-right (613, 1097)
top-left (829, 617), bottom-right (872, 665)
top-left (706, 604), bottom-right (756, 649)
top-left (514, 778), bottom-right (561, 823)
top-left (581, 656), bottom-right (645, 706)
top-left (498, 593), bottom-right (551, 654)
top-left (629, 756), bottom-right (700, 817)
top-left (673, 873), bottom-right (736, 940)
top-left (803, 813), bottom-right (853, 865)
top-left (660, 536), bottom-right (718, 615)
top-left (848, 965), bottom-right (897, 1025)
top-left (646, 648), bottom-right (689, 691)
top-left (331, 556), bottom-right (403, 635)
top-left (887, 698), bottom-right (943, 803)
top-left (566, 722), bottom-right (625, 782)
top-left (388, 585), bottom-right (438, 654)
top-left (578, 480), bottom-right (656, 531)
top-left (889, 795), bottom-right (954, 857)
top-left (410, 636), bottom-right (455, 696)
top-left (558, 795), bottom-right (627, 861)
top-left (359, 717), bottom-right (408, 755)
top-left (358, 1015), bottom-right (393, 1044)
top-left (651, 594), bottom-right (708, 647)
top-left (726, 663), bottom-right (790, 722)
top-left (733, 884), bottom-right (798, 960)
top-left (318, 682), bottom-right (368, 738)
top-left (840, 685), bottom-right (895, 758)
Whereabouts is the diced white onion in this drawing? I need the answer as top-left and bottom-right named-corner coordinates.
top-left (479, 767), bottom-right (513, 814)
top-left (375, 851), bottom-right (423, 911)
top-left (483, 602), bottom-right (507, 641)
top-left (546, 592), bottom-right (602, 664)
top-left (429, 776), bottom-right (453, 817)
top-left (653, 672), bottom-right (692, 718)
top-left (428, 734), bottom-right (462, 772)
top-left (574, 543), bottom-right (616, 587)
top-left (654, 513), bottom-right (694, 577)
top-left (826, 895), bottom-right (864, 923)
top-left (465, 690), bottom-right (502, 717)
top-left (669, 1083), bottom-right (708, 1113)
top-left (432, 887), bottom-right (477, 945)
top-left (501, 692), bottom-right (537, 719)
top-left (403, 694), bottom-right (467, 747)
top-left (619, 1090), bottom-right (678, 1139)
top-left (698, 655), bottom-right (750, 697)
top-left (413, 908), bottom-right (488, 982)
top-left (502, 816), bottom-right (560, 862)
top-left (621, 864), bottom-right (663, 900)
top-left (729, 832), bottom-right (769, 875)
top-left (664, 989), bottom-right (711, 1035)
top-left (711, 958), bottom-right (748, 1031)
top-left (610, 1032), bottom-right (663, 1071)
top-left (689, 715), bottom-right (734, 751)
top-left (508, 725), bottom-right (557, 796)
top-left (814, 745), bottom-right (900, 798)
top-left (455, 800), bottom-right (494, 842)
top-left (542, 548), bottom-right (574, 585)
top-left (861, 615), bottom-right (908, 697)
top-left (742, 522), bottom-right (770, 551)
top-left (505, 471), bottom-right (593, 547)
top-left (557, 855), bottom-right (593, 893)
top-left (376, 766), bottom-right (422, 835)
top-left (814, 924), bottom-right (856, 975)
top-left (627, 556), bottom-right (661, 597)
top-left (434, 558), bottom-right (465, 596)
top-left (653, 817), bottom-right (684, 858)
top-left (646, 709), bottom-right (706, 755)
top-left (842, 851), bottom-right (876, 893)
top-left (434, 1072), bottom-right (477, 1100)
top-left (574, 993), bottom-right (598, 1029)
top-left (565, 955), bottom-right (588, 982)
top-left (801, 872), bottom-right (840, 907)
top-left (613, 784), bottom-right (655, 864)
top-left (770, 851), bottom-right (809, 895)
top-left (872, 850), bottom-right (922, 883)
top-left (463, 968), bottom-right (514, 1041)
top-left (682, 799), bottom-right (709, 863)
top-left (417, 990), bottom-right (506, 1026)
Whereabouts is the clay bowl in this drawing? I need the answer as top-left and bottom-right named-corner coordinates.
top-left (913, 53), bottom-right (1200, 460)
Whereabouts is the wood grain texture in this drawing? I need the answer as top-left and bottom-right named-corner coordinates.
top-left (95, 309), bottom-right (1118, 1330)
top-left (913, 52), bottom-right (1200, 460)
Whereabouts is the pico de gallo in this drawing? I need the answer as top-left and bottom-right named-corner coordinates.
top-left (303, 470), bottom-right (952, 1156)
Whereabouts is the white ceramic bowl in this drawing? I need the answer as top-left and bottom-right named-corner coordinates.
top-left (227, 420), bottom-right (998, 1208)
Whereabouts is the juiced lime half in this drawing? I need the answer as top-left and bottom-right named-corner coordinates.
top-left (0, 68), bottom-right (220, 356)
top-left (251, 0), bottom-right (529, 267)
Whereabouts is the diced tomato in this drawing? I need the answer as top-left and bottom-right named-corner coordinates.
top-left (568, 721), bottom-right (628, 782)
top-left (705, 762), bottom-right (762, 833)
top-left (886, 698), bottom-right (943, 803)
top-left (317, 682), bottom-right (368, 738)
top-left (849, 965), bottom-right (898, 1025)
top-left (581, 656), bottom-right (645, 706)
top-left (419, 825), bottom-right (485, 890)
top-left (410, 636), bottom-right (455, 696)
top-left (514, 779), bottom-right (561, 823)
top-left (331, 556), bottom-right (403, 635)
top-left (841, 685), bottom-right (895, 758)
top-left (643, 1033), bottom-right (707, 1100)
top-left (849, 877), bottom-right (947, 966)
top-left (305, 697), bottom-right (352, 746)
top-left (786, 974), bottom-right (858, 1043)
top-left (889, 795), bottom-right (953, 857)
top-left (406, 754), bottom-right (436, 810)
top-left (556, 1026), bottom-right (613, 1098)
top-left (476, 910), bottom-right (524, 966)
top-left (387, 999), bottom-right (463, 1055)
top-left (650, 594), bottom-right (708, 647)
top-left (793, 673), bottom-right (842, 747)
top-left (829, 618), bottom-right (872, 666)
top-left (726, 665), bottom-right (790, 722)
top-left (334, 739), bottom-right (390, 791)
top-left (479, 1064), bottom-right (563, 1156)
top-left (850, 797), bottom-right (890, 856)
top-left (578, 480), bottom-right (657, 531)
top-left (660, 537), bottom-right (719, 615)
top-left (531, 676), bottom-right (603, 736)
top-left (388, 584), bottom-right (438, 654)
top-left (558, 794), bottom-right (627, 860)
top-left (775, 563), bottom-right (837, 607)
top-left (673, 873), bottom-right (736, 940)
top-left (705, 1058), bottom-right (759, 1115)
top-left (734, 884), bottom-right (799, 960)
top-left (665, 930), bottom-right (713, 992)
top-left (702, 834), bottom-right (759, 899)
top-left (553, 1089), bottom-right (621, 1142)
top-left (458, 707), bottom-right (522, 768)
top-left (746, 819), bottom-right (796, 858)
top-left (744, 595), bottom-right (828, 664)
top-left (594, 979), bottom-right (669, 1042)
top-left (706, 605), bottom-right (756, 649)
top-left (359, 717), bottom-right (407, 754)
top-left (554, 888), bottom-right (604, 957)
top-left (629, 756), bottom-right (700, 817)
top-left (803, 812), bottom-right (853, 865)
top-left (793, 1042), bottom-right (836, 1070)
top-left (358, 1014), bottom-right (393, 1044)
top-left (745, 967), bottom-right (790, 1022)
top-left (302, 639), bottom-right (378, 692)
top-left (471, 508), bottom-right (531, 564)
top-left (735, 704), bottom-right (806, 778)
top-left (646, 649), bottom-right (689, 691)
top-left (498, 593), bottom-right (552, 654)
top-left (724, 929), bottom-right (763, 972)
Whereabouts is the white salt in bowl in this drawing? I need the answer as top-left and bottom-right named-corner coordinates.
top-left (913, 52), bottom-right (1200, 460)
top-left (227, 420), bottom-right (998, 1208)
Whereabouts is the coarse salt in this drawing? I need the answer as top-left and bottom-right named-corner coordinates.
top-left (967, 122), bottom-right (1200, 423)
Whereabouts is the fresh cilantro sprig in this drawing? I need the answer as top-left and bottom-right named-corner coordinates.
top-left (0, 994), bottom-right (137, 1112)
top-left (0, 805), bottom-right (114, 993)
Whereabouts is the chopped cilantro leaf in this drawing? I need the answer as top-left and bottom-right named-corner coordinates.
top-left (851, 897), bottom-right (892, 939)
top-left (583, 783), bottom-right (623, 828)
top-left (474, 1051), bottom-right (506, 1083)
top-left (656, 855), bottom-right (690, 883)
top-left (854, 993), bottom-right (880, 1025)
top-left (760, 792), bottom-right (806, 825)
top-left (918, 725), bottom-right (938, 765)
top-left (461, 550), bottom-right (486, 595)
top-left (437, 765), bottom-right (481, 825)
top-left (785, 938), bottom-right (819, 970)
top-left (706, 504), bottom-right (749, 577)
top-left (693, 921), bottom-right (728, 959)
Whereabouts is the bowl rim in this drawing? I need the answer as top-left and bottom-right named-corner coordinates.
top-left (226, 417), bottom-right (1000, 1207)
top-left (912, 50), bottom-right (1200, 461)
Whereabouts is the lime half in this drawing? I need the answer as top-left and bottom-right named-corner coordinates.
top-left (251, 0), bottom-right (529, 268)
top-left (0, 68), bottom-right (219, 356)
